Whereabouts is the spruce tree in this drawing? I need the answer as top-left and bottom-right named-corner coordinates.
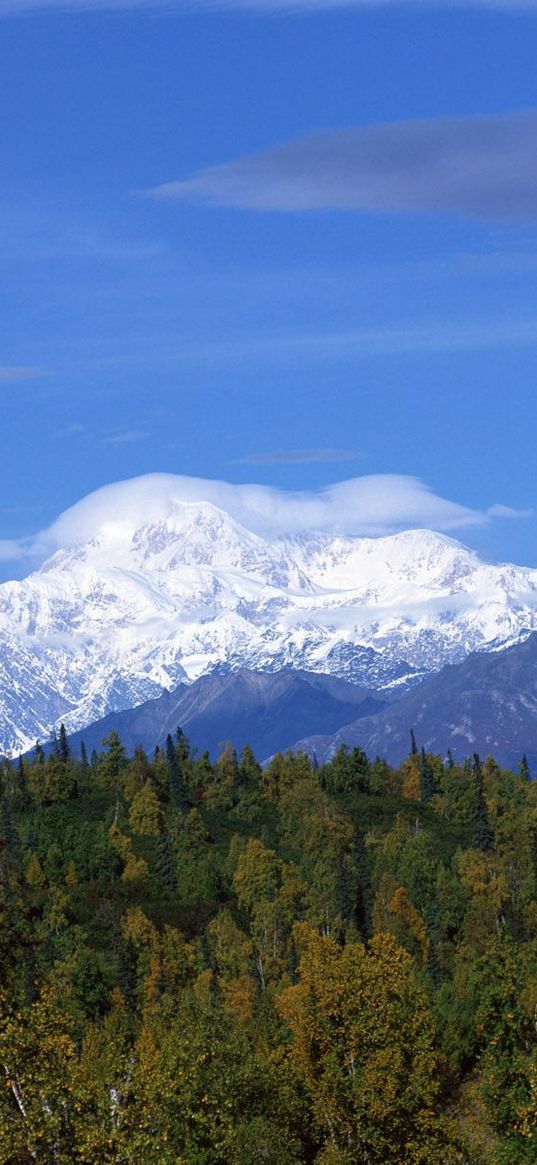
top-left (80, 741), bottom-right (88, 770)
top-left (354, 831), bottom-right (373, 939)
top-left (472, 753), bottom-right (493, 853)
top-left (519, 754), bottom-right (531, 781)
top-left (58, 723), bottom-right (70, 763)
top-left (175, 726), bottom-right (190, 763)
top-left (446, 748), bottom-right (454, 770)
top-left (410, 729), bottom-right (418, 756)
top-left (419, 747), bottom-right (436, 804)
top-left (165, 733), bottom-right (190, 814)
top-left (0, 795), bottom-right (19, 871)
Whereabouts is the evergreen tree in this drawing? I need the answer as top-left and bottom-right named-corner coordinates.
top-left (0, 795), bottom-right (19, 873)
top-left (410, 728), bottom-right (418, 756)
top-left (446, 748), bottom-right (454, 770)
top-left (98, 732), bottom-right (127, 790)
top-left (519, 754), bottom-right (531, 781)
top-left (175, 726), bottom-right (190, 763)
top-left (58, 723), bottom-right (70, 763)
top-left (472, 753), bottom-right (493, 853)
top-left (238, 745), bottom-right (262, 784)
top-left (79, 741), bottom-right (88, 770)
top-left (419, 747), bottom-right (436, 804)
top-left (33, 741), bottom-right (45, 767)
top-left (165, 734), bottom-right (190, 814)
top-left (354, 831), bottom-right (373, 939)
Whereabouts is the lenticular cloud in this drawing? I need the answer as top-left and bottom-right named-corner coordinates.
top-left (0, 472), bottom-right (524, 569)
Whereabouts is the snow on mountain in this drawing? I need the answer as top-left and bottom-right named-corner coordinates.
top-left (2, 478), bottom-right (537, 753)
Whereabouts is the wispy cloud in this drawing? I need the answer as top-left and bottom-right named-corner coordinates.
top-left (235, 448), bottom-right (358, 465)
top-left (175, 316), bottom-right (537, 366)
top-left (149, 111), bottom-right (537, 222)
top-left (0, 471), bottom-right (531, 567)
top-left (0, 0), bottom-right (536, 14)
top-left (487, 503), bottom-right (535, 519)
top-left (102, 429), bottom-right (150, 446)
top-left (0, 366), bottom-right (45, 383)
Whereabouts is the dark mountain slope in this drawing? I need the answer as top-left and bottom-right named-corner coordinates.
top-left (292, 633), bottom-right (537, 769)
top-left (60, 668), bottom-right (387, 760)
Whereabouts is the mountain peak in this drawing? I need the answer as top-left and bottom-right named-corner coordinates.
top-left (1, 476), bottom-right (537, 754)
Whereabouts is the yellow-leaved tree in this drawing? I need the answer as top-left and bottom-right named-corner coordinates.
top-left (278, 924), bottom-right (462, 1165)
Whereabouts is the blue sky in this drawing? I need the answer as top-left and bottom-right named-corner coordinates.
top-left (2, 1), bottom-right (537, 577)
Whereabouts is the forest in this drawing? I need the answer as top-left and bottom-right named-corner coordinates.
top-left (1, 725), bottom-right (537, 1163)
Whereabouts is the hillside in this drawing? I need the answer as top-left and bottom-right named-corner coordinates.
top-left (59, 668), bottom-right (386, 761)
top-left (293, 632), bottom-right (537, 768)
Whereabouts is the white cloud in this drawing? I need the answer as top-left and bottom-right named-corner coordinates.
top-left (0, 471), bottom-right (530, 567)
top-left (487, 503), bottom-right (534, 519)
top-left (149, 111), bottom-right (537, 221)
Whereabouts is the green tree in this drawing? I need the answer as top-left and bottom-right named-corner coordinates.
top-left (165, 733), bottom-right (190, 814)
top-left (473, 754), bottom-right (494, 853)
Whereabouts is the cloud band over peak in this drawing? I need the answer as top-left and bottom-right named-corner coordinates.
top-left (0, 472), bottom-right (530, 568)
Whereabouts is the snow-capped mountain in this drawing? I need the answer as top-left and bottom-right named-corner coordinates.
top-left (2, 475), bottom-right (537, 753)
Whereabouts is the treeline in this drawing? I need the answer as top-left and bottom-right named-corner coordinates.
top-left (1, 727), bottom-right (537, 1162)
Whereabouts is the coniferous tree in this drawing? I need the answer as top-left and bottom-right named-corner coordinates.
top-left (472, 752), bottom-right (493, 853)
top-left (354, 831), bottom-right (373, 939)
top-left (410, 728), bottom-right (418, 756)
top-left (80, 741), bottom-right (88, 770)
top-left (165, 734), bottom-right (190, 814)
top-left (98, 733), bottom-right (127, 790)
top-left (446, 748), bottom-right (454, 770)
top-left (58, 723), bottom-right (70, 763)
top-left (175, 726), bottom-right (190, 764)
top-left (0, 795), bottom-right (19, 873)
top-left (419, 747), bottom-right (436, 804)
top-left (33, 741), bottom-right (45, 767)
top-left (519, 754), bottom-right (531, 781)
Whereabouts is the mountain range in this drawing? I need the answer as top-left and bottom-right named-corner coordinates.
top-left (3, 473), bottom-right (537, 755)
top-left (54, 634), bottom-right (537, 772)
top-left (60, 669), bottom-right (387, 763)
top-left (294, 632), bottom-right (537, 770)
